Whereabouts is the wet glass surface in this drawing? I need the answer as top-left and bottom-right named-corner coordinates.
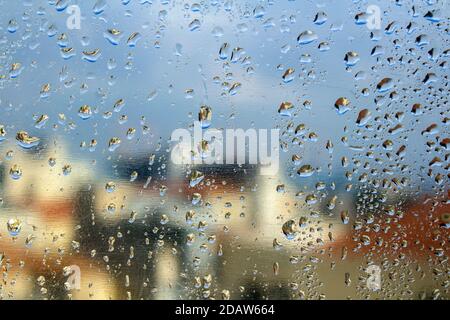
top-left (0, 0), bottom-right (449, 300)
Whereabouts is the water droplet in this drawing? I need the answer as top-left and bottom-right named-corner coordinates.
top-left (35, 115), bottom-right (49, 129)
top-left (78, 105), bottom-right (93, 119)
top-left (334, 97), bottom-right (350, 115)
top-left (62, 164), bottom-right (72, 176)
top-left (313, 11), bottom-right (328, 25)
top-left (189, 19), bottom-right (201, 31)
top-left (376, 78), bottom-right (393, 92)
top-left (108, 137), bottom-right (121, 152)
top-left (298, 165), bottom-right (314, 177)
top-left (297, 30), bottom-right (318, 45)
top-left (9, 164), bottom-right (22, 180)
top-left (93, 0), bottom-right (107, 15)
top-left (341, 210), bottom-right (350, 224)
top-left (8, 19), bottom-right (18, 33)
top-left (61, 47), bottom-right (76, 60)
top-left (9, 62), bottom-right (23, 78)
top-left (282, 219), bottom-right (299, 240)
top-left (16, 131), bottom-right (40, 149)
top-left (198, 106), bottom-right (212, 128)
top-left (82, 49), bottom-right (101, 62)
top-left (278, 101), bottom-right (294, 117)
top-left (282, 68), bottom-right (295, 83)
top-left (356, 109), bottom-right (371, 126)
top-left (104, 29), bottom-right (123, 45)
top-left (127, 32), bottom-right (141, 47)
top-left (105, 182), bottom-right (116, 193)
top-left (7, 218), bottom-right (22, 237)
top-left (344, 51), bottom-right (359, 66)
top-left (189, 170), bottom-right (205, 187)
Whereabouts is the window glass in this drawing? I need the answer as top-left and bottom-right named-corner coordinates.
top-left (0, 0), bottom-right (448, 300)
